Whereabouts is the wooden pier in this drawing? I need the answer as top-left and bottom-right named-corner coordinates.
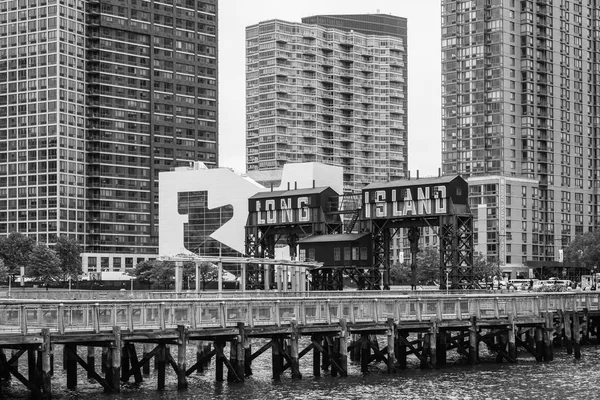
top-left (1, 292), bottom-right (599, 398)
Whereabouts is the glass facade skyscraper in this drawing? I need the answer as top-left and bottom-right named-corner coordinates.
top-left (0, 0), bottom-right (218, 272)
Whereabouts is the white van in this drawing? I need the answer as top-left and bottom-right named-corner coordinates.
top-left (509, 278), bottom-right (538, 290)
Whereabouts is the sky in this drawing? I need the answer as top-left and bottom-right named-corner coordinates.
top-left (217, 0), bottom-right (442, 177)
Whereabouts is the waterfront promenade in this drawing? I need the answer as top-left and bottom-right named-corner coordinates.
top-left (0, 291), bottom-right (598, 398)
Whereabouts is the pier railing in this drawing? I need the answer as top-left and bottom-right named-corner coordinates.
top-left (0, 293), bottom-right (598, 336)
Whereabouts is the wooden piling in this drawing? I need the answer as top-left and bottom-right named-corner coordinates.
top-left (28, 346), bottom-right (37, 387)
top-left (228, 337), bottom-right (238, 382)
top-left (421, 332), bottom-right (430, 369)
top-left (469, 317), bottom-right (478, 365)
top-left (87, 346), bottom-right (95, 379)
top-left (573, 311), bottom-right (581, 360)
top-left (386, 318), bottom-right (395, 373)
top-left (508, 315), bottom-right (517, 362)
top-left (157, 344), bottom-right (166, 390)
top-left (101, 347), bottom-right (108, 374)
top-left (582, 308), bottom-right (590, 344)
top-left (142, 344), bottom-right (151, 375)
top-left (321, 335), bottom-right (330, 371)
top-left (544, 312), bottom-right (554, 361)
top-left (120, 344), bottom-right (130, 383)
top-left (430, 320), bottom-right (438, 368)
top-left (110, 326), bottom-right (121, 393)
top-left (351, 334), bottom-right (361, 362)
top-left (535, 326), bottom-right (544, 362)
top-left (41, 329), bottom-right (52, 400)
top-left (196, 341), bottom-right (205, 374)
top-left (437, 330), bottom-right (447, 366)
top-left (237, 323), bottom-right (247, 381)
top-left (271, 337), bottom-right (282, 381)
top-left (360, 334), bottom-right (369, 374)
top-left (215, 340), bottom-right (225, 382)
top-left (564, 312), bottom-right (573, 355)
top-left (312, 334), bottom-right (321, 377)
top-left (290, 320), bottom-right (302, 379)
top-left (328, 336), bottom-right (337, 378)
top-left (177, 325), bottom-right (188, 389)
top-left (65, 343), bottom-right (77, 390)
top-left (397, 331), bottom-right (408, 370)
top-left (339, 319), bottom-right (348, 377)
top-left (244, 338), bottom-right (252, 377)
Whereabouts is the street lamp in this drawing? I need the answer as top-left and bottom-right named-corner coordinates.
top-left (445, 268), bottom-right (452, 295)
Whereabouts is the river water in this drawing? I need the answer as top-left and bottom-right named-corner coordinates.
top-left (3, 340), bottom-right (600, 399)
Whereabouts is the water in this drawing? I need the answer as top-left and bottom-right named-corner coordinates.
top-left (2, 342), bottom-right (600, 399)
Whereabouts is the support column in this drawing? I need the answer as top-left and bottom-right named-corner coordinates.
top-left (271, 337), bottom-right (282, 381)
top-left (120, 343), bottom-right (130, 383)
top-left (290, 320), bottom-right (302, 379)
top-left (469, 317), bottom-right (478, 365)
top-left (339, 319), bottom-right (348, 377)
top-left (87, 346), bottom-right (95, 379)
top-left (110, 326), bottom-right (121, 393)
top-left (421, 333), bottom-right (430, 369)
top-left (65, 343), bottom-right (77, 390)
top-left (535, 326), bottom-right (544, 362)
top-left (386, 318), bottom-right (395, 373)
top-left (582, 308), bottom-right (590, 344)
top-left (41, 329), bottom-right (52, 400)
top-left (177, 325), bottom-right (188, 389)
top-left (573, 311), bottom-right (581, 360)
top-left (544, 312), bottom-right (554, 362)
top-left (228, 337), bottom-right (238, 383)
top-left (237, 323), bottom-right (246, 381)
top-left (437, 330), bottom-right (447, 366)
top-left (360, 334), bottom-right (369, 374)
top-left (564, 312), bottom-right (573, 355)
top-left (157, 344), bottom-right (166, 390)
top-left (508, 315), bottom-right (517, 362)
top-left (430, 320), bottom-right (438, 368)
top-left (215, 340), bottom-right (225, 382)
top-left (312, 334), bottom-right (321, 377)
top-left (397, 331), bottom-right (408, 370)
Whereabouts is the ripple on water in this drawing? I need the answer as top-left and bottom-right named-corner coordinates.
top-left (2, 344), bottom-right (600, 399)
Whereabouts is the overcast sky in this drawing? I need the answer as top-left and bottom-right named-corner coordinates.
top-left (217, 0), bottom-right (442, 177)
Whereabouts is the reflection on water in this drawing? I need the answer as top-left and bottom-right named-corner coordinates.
top-left (3, 342), bottom-right (599, 399)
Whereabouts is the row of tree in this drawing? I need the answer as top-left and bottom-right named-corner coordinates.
top-left (389, 247), bottom-right (502, 286)
top-left (131, 260), bottom-right (219, 290)
top-left (564, 230), bottom-right (600, 271)
top-left (0, 232), bottom-right (82, 287)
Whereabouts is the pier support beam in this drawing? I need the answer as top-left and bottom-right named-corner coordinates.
top-left (312, 334), bottom-right (321, 377)
top-left (290, 320), bottom-right (302, 379)
top-left (271, 337), bottom-right (282, 381)
top-left (508, 315), bottom-right (517, 362)
top-left (535, 326), bottom-right (544, 362)
top-left (564, 312), bottom-right (573, 355)
top-left (544, 312), bottom-right (554, 361)
top-left (339, 320), bottom-right (348, 377)
top-left (41, 329), bottom-right (52, 399)
top-left (237, 323), bottom-right (247, 381)
top-left (65, 343), bottom-right (77, 390)
top-left (177, 325), bottom-right (188, 389)
top-left (573, 312), bottom-right (581, 360)
top-left (109, 327), bottom-right (121, 393)
top-left (215, 340), bottom-right (225, 382)
top-left (386, 319), bottom-right (395, 373)
top-left (469, 317), bottom-right (478, 365)
top-left (157, 344), bottom-right (167, 390)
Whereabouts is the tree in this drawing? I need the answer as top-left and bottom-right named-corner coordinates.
top-left (0, 232), bottom-right (36, 275)
top-left (0, 259), bottom-right (8, 285)
top-left (26, 244), bottom-right (61, 288)
top-left (197, 261), bottom-right (218, 290)
top-left (54, 236), bottom-right (82, 282)
top-left (564, 230), bottom-right (600, 271)
top-left (472, 251), bottom-right (502, 284)
top-left (416, 247), bottom-right (441, 284)
top-left (130, 260), bottom-right (161, 287)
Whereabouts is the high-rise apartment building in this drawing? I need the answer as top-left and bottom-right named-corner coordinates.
top-left (246, 14), bottom-right (408, 193)
top-left (441, 0), bottom-right (597, 272)
top-left (0, 0), bottom-right (218, 272)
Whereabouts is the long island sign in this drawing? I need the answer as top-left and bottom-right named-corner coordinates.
top-left (362, 176), bottom-right (469, 219)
